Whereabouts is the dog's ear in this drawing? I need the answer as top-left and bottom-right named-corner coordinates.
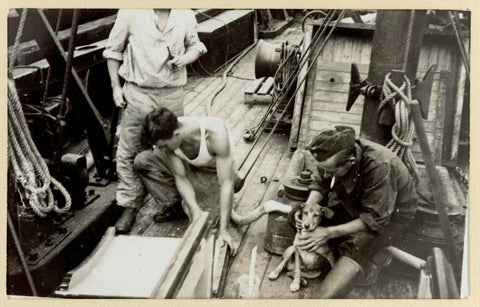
top-left (287, 203), bottom-right (302, 227)
top-left (321, 207), bottom-right (334, 219)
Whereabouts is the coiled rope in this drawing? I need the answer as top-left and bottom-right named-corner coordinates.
top-left (379, 73), bottom-right (419, 184)
top-left (8, 8), bottom-right (71, 217)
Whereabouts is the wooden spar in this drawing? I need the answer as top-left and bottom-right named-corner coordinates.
top-left (150, 212), bottom-right (211, 298)
top-left (289, 23), bottom-right (312, 149)
top-left (409, 99), bottom-right (462, 287)
top-left (450, 37), bottom-right (469, 161)
top-left (360, 10), bottom-right (427, 144)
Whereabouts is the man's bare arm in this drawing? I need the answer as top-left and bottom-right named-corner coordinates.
top-left (211, 122), bottom-right (239, 255)
top-left (106, 59), bottom-right (126, 108)
top-left (169, 154), bottom-right (202, 221)
top-left (306, 190), bottom-right (323, 205)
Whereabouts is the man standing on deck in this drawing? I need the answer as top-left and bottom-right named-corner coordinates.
top-left (103, 9), bottom-right (207, 233)
top-left (133, 107), bottom-right (246, 254)
top-left (294, 126), bottom-right (418, 298)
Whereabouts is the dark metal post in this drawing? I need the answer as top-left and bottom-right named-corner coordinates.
top-left (24, 9), bottom-right (114, 177)
top-left (360, 10), bottom-right (427, 144)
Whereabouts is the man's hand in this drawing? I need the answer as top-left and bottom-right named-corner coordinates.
top-left (112, 86), bottom-right (126, 108)
top-left (217, 228), bottom-right (239, 256)
top-left (167, 55), bottom-right (185, 71)
top-left (294, 227), bottom-right (332, 253)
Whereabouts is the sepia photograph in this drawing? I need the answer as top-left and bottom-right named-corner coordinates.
top-left (6, 7), bottom-right (470, 299)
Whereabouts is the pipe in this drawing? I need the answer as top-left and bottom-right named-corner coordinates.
top-left (53, 9), bottom-right (81, 170)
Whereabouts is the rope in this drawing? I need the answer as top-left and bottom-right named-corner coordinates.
top-left (8, 9), bottom-right (71, 217)
top-left (8, 79), bottom-right (72, 216)
top-left (9, 9), bottom-right (28, 69)
top-left (379, 73), bottom-right (419, 183)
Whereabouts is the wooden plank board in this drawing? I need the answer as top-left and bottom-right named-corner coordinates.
top-left (258, 77), bottom-right (274, 95)
top-left (151, 212), bottom-right (210, 298)
top-left (244, 77), bottom-right (265, 94)
top-left (311, 99), bottom-right (364, 114)
top-left (259, 255), bottom-right (303, 298)
top-left (129, 195), bottom-right (159, 236)
top-left (244, 78), bottom-right (273, 105)
top-left (288, 24), bottom-right (312, 150)
top-left (185, 77), bottom-right (222, 116)
top-left (57, 235), bottom-right (181, 298)
top-left (211, 78), bottom-right (249, 115)
top-left (9, 14), bottom-right (117, 65)
top-left (223, 137), bottom-right (289, 298)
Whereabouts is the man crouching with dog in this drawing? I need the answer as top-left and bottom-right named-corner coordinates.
top-left (295, 126), bottom-right (418, 298)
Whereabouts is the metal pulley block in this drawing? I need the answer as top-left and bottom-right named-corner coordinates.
top-left (280, 170), bottom-right (313, 201)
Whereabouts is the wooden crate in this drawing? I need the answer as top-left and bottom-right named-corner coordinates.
top-left (192, 10), bottom-right (255, 74)
top-left (244, 77), bottom-right (274, 105)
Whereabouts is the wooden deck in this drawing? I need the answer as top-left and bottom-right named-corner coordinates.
top-left (128, 18), bottom-right (418, 299)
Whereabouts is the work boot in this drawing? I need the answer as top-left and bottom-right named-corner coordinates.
top-left (115, 207), bottom-right (138, 234)
top-left (153, 200), bottom-right (186, 223)
top-left (318, 256), bottom-right (362, 298)
top-left (355, 250), bottom-right (392, 287)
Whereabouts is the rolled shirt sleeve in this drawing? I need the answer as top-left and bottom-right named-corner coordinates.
top-left (103, 9), bottom-right (130, 61)
top-left (308, 166), bottom-right (331, 197)
top-left (184, 11), bottom-right (207, 55)
top-left (358, 161), bottom-right (397, 233)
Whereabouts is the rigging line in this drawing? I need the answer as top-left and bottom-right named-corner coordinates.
top-left (244, 10), bottom-right (337, 141)
top-left (239, 10), bottom-right (346, 175)
top-left (42, 9), bottom-right (64, 104)
top-left (238, 10), bottom-right (341, 169)
top-left (207, 43), bottom-right (257, 116)
top-left (271, 10), bottom-right (336, 96)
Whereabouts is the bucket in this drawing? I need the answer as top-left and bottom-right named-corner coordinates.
top-left (237, 274), bottom-right (260, 299)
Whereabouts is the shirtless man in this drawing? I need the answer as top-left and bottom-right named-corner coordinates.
top-left (133, 107), bottom-right (244, 254)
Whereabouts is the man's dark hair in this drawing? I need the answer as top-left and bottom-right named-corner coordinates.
top-left (143, 107), bottom-right (179, 143)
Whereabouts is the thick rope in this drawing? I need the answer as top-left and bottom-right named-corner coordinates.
top-left (9, 9), bottom-right (28, 69)
top-left (8, 79), bottom-right (72, 216)
top-left (379, 74), bottom-right (419, 184)
top-left (8, 9), bottom-right (71, 217)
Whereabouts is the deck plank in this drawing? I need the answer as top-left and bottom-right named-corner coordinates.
top-left (223, 136), bottom-right (289, 298)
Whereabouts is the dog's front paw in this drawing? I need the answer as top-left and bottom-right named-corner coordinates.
top-left (290, 281), bottom-right (300, 292)
top-left (268, 271), bottom-right (280, 280)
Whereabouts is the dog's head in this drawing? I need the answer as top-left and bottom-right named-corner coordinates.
top-left (299, 202), bottom-right (334, 232)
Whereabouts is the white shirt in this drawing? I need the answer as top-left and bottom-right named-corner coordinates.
top-left (103, 9), bottom-right (207, 88)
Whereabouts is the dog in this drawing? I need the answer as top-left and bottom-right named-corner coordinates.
top-left (268, 202), bottom-right (336, 292)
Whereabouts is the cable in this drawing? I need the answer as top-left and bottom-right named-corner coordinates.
top-left (207, 43), bottom-right (257, 116)
top-left (301, 10), bottom-right (328, 33)
top-left (242, 10), bottom-right (337, 148)
top-left (238, 10), bottom-right (346, 175)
